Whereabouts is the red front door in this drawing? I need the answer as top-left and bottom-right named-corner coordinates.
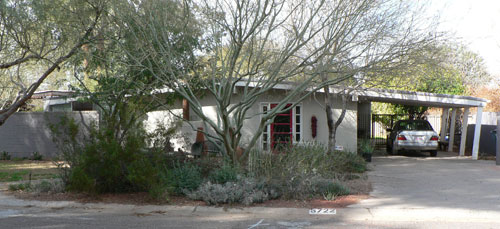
top-left (270, 104), bottom-right (293, 150)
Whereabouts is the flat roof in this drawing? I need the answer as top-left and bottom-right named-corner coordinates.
top-left (233, 82), bottom-right (488, 108)
top-left (355, 87), bottom-right (489, 108)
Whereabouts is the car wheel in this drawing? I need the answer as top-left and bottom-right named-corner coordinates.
top-left (430, 150), bottom-right (437, 157)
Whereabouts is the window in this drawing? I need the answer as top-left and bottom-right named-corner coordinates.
top-left (260, 103), bottom-right (302, 150)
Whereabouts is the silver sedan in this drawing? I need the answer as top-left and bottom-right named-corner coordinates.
top-left (386, 120), bottom-right (439, 157)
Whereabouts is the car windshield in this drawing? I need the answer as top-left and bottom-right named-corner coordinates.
top-left (397, 120), bottom-right (433, 131)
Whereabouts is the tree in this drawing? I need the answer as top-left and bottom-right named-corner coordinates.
top-left (307, 0), bottom-right (439, 152)
top-left (122, 0), bottom-right (366, 164)
top-left (0, 0), bottom-right (105, 126)
top-left (69, 0), bottom-right (199, 146)
top-left (372, 42), bottom-right (490, 117)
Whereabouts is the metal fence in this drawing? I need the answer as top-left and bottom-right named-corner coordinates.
top-left (371, 114), bottom-right (411, 146)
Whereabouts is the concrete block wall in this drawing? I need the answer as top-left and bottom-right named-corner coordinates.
top-left (0, 111), bottom-right (98, 159)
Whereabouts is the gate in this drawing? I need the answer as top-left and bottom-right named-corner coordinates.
top-left (371, 114), bottom-right (411, 146)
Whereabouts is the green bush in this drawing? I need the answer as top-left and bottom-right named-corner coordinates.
top-left (208, 164), bottom-right (239, 184)
top-left (331, 151), bottom-right (366, 173)
top-left (67, 167), bottom-right (95, 193)
top-left (9, 183), bottom-right (32, 191)
top-left (1, 151), bottom-right (10, 160)
top-left (169, 163), bottom-right (203, 194)
top-left (31, 152), bottom-right (43, 161)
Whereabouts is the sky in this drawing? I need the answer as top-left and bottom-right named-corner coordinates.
top-left (429, 0), bottom-right (500, 76)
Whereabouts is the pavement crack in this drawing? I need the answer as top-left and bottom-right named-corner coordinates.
top-left (192, 206), bottom-right (198, 213)
top-left (366, 208), bottom-right (373, 218)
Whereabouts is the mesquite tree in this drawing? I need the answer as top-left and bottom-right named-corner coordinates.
top-left (121, 0), bottom-right (441, 163)
top-left (121, 0), bottom-right (356, 164)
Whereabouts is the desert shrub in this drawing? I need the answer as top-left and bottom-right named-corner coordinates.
top-left (248, 143), bottom-right (366, 179)
top-left (9, 183), bottom-right (31, 191)
top-left (330, 151), bottom-right (366, 173)
top-left (1, 151), bottom-right (11, 160)
top-left (33, 180), bottom-right (65, 193)
top-left (186, 178), bottom-right (279, 205)
top-left (9, 180), bottom-right (65, 194)
top-left (50, 116), bottom-right (172, 200)
top-left (169, 162), bottom-right (203, 194)
top-left (247, 143), bottom-right (364, 199)
top-left (208, 163), bottom-right (239, 184)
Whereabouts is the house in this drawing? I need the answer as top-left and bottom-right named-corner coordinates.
top-left (33, 84), bottom-right (489, 158)
top-left (144, 83), bottom-right (489, 158)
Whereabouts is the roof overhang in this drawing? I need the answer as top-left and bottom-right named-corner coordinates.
top-left (354, 88), bottom-right (489, 108)
top-left (233, 82), bottom-right (489, 108)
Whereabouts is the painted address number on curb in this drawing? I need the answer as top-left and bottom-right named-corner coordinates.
top-left (309, 208), bottom-right (336, 215)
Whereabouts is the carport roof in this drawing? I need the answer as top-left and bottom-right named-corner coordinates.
top-left (232, 81), bottom-right (489, 108)
top-left (354, 88), bottom-right (489, 108)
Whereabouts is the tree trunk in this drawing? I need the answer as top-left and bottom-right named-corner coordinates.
top-left (323, 85), bottom-right (349, 153)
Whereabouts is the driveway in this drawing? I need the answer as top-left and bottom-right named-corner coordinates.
top-left (344, 151), bottom-right (500, 224)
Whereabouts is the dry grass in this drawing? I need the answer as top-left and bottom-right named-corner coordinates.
top-left (0, 161), bottom-right (59, 182)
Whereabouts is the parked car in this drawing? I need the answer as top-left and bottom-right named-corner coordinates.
top-left (386, 119), bottom-right (439, 157)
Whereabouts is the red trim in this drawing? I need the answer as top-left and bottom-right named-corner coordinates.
top-left (270, 104), bottom-right (293, 151)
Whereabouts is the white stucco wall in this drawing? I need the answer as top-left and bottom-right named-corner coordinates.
top-left (144, 90), bottom-right (358, 153)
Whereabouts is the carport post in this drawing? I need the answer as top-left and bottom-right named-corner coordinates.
top-left (472, 107), bottom-right (483, 160)
top-left (459, 107), bottom-right (470, 156)
top-left (448, 108), bottom-right (457, 152)
top-left (496, 115), bottom-right (500, 165)
top-left (440, 108), bottom-right (449, 142)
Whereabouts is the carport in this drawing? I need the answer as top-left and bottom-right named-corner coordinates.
top-left (355, 88), bottom-right (489, 160)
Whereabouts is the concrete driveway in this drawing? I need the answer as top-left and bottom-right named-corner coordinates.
top-left (344, 151), bottom-right (500, 224)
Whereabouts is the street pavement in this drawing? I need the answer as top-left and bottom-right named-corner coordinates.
top-left (2, 152), bottom-right (500, 228)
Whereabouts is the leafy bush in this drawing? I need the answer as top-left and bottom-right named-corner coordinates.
top-left (169, 163), bottom-right (203, 194)
top-left (208, 164), bottom-right (239, 184)
top-left (50, 116), bottom-right (172, 200)
top-left (31, 152), bottom-right (43, 161)
top-left (1, 151), bottom-right (10, 160)
top-left (186, 178), bottom-right (279, 205)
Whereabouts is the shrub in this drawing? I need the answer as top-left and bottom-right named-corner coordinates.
top-left (248, 143), bottom-right (366, 179)
top-left (9, 183), bottom-right (31, 191)
top-left (9, 180), bottom-right (65, 194)
top-left (33, 180), bottom-right (65, 193)
top-left (31, 152), bottom-right (43, 161)
top-left (319, 182), bottom-right (350, 201)
top-left (1, 151), bottom-right (10, 160)
top-left (331, 151), bottom-right (366, 173)
top-left (186, 178), bottom-right (279, 205)
top-left (169, 163), bottom-right (203, 194)
top-left (247, 144), bottom-right (364, 199)
top-left (208, 163), bottom-right (239, 184)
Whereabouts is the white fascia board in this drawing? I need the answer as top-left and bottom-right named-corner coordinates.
top-left (357, 89), bottom-right (489, 108)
